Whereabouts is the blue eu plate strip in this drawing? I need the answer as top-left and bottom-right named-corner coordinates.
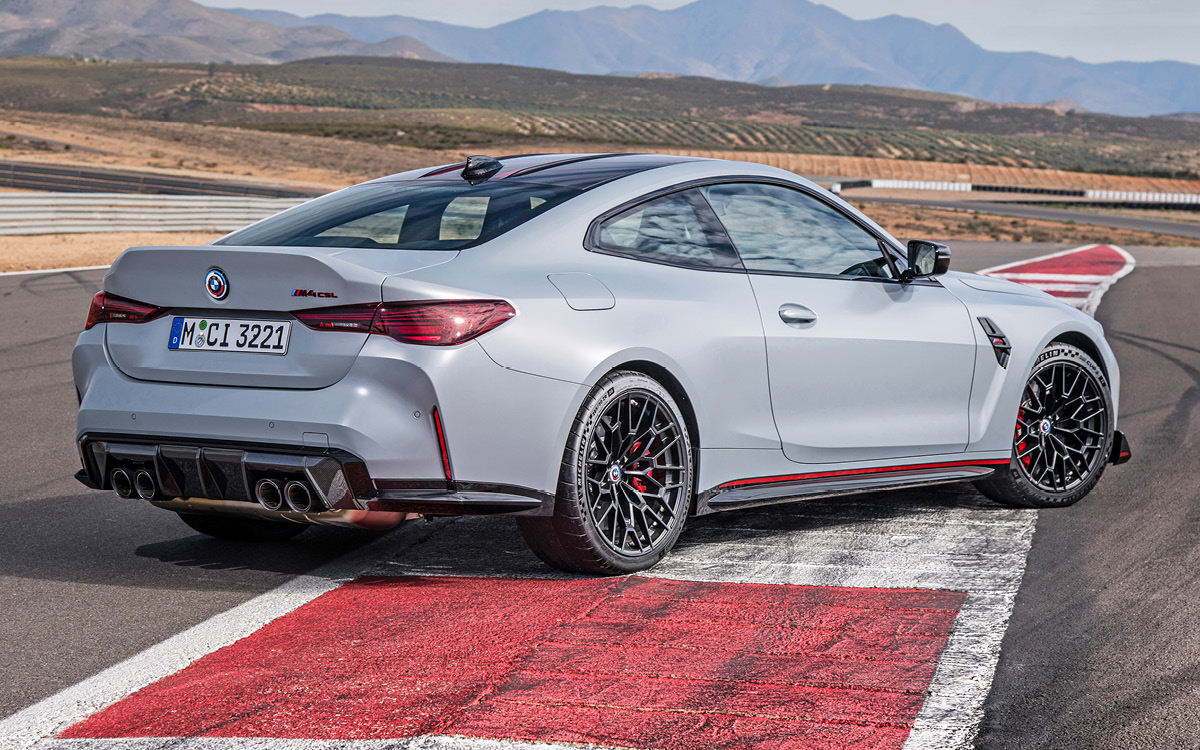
top-left (168, 317), bottom-right (184, 350)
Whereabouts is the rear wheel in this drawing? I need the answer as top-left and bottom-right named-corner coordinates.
top-left (518, 371), bottom-right (694, 575)
top-left (176, 512), bottom-right (308, 541)
top-left (974, 343), bottom-right (1113, 508)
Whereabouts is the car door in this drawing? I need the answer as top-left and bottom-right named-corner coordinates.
top-left (699, 182), bottom-right (976, 464)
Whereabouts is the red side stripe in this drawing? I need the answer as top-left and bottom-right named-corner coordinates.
top-left (717, 459), bottom-right (1011, 490)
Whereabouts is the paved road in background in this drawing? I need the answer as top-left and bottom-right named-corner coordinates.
top-left (2, 241), bottom-right (1199, 748)
top-left (977, 244), bottom-right (1200, 749)
top-left (863, 197), bottom-right (1200, 242)
top-left (0, 160), bottom-right (320, 198)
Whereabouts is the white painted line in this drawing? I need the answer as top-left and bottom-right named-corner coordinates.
top-left (974, 243), bottom-right (1103, 276)
top-left (0, 527), bottom-right (438, 749)
top-left (1078, 244), bottom-right (1136, 316)
top-left (0, 265), bottom-right (109, 278)
top-left (363, 491), bottom-right (1035, 750)
top-left (3, 492), bottom-right (1035, 750)
top-left (1011, 282), bottom-right (1097, 293)
top-left (646, 497), bottom-right (1037, 750)
top-left (989, 273), bottom-right (1113, 282)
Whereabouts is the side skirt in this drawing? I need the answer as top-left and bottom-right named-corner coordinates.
top-left (695, 460), bottom-right (1009, 515)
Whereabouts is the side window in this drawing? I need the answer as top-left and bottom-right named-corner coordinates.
top-left (593, 190), bottom-right (739, 270)
top-left (700, 183), bottom-right (893, 278)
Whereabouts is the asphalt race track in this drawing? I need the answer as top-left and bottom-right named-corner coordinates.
top-left (1, 240), bottom-right (1198, 748)
top-left (0, 160), bottom-right (320, 199)
top-left (977, 244), bottom-right (1200, 749)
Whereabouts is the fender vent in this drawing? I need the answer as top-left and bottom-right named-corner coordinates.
top-left (977, 317), bottom-right (1011, 368)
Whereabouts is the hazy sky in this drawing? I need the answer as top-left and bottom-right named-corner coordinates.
top-left (196, 0), bottom-right (1200, 65)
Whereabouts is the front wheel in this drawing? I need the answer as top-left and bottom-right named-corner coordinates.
top-left (517, 371), bottom-right (694, 575)
top-left (974, 343), bottom-right (1113, 508)
top-left (176, 512), bottom-right (309, 541)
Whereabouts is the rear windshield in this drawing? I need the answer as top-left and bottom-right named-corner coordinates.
top-left (216, 181), bottom-right (581, 250)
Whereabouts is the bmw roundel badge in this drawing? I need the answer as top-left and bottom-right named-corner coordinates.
top-left (205, 268), bottom-right (229, 301)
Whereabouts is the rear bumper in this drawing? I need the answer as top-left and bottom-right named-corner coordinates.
top-left (77, 433), bottom-right (553, 517)
top-left (74, 326), bottom-right (587, 505)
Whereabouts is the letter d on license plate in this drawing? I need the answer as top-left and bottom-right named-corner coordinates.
top-left (168, 317), bottom-right (291, 355)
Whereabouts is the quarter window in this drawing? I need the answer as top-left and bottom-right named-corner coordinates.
top-left (593, 190), bottom-right (740, 270)
top-left (700, 183), bottom-right (893, 278)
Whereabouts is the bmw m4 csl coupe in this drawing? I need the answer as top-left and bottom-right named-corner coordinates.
top-left (73, 153), bottom-right (1131, 574)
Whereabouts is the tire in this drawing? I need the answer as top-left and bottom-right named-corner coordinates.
top-left (517, 371), bottom-right (695, 575)
top-left (176, 512), bottom-right (309, 541)
top-left (974, 343), bottom-right (1113, 508)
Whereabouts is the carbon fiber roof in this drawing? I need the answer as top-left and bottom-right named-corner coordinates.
top-left (412, 153), bottom-right (699, 190)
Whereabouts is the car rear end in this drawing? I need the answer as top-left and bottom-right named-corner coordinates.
top-left (72, 172), bottom-right (587, 529)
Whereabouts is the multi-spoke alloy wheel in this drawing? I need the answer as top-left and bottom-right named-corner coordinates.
top-left (975, 344), bottom-right (1114, 508)
top-left (517, 371), bottom-right (694, 574)
top-left (583, 389), bottom-right (688, 557)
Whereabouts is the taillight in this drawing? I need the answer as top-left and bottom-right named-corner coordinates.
top-left (374, 301), bottom-right (515, 345)
top-left (84, 291), bottom-right (166, 330)
top-left (294, 300), bottom-right (516, 346)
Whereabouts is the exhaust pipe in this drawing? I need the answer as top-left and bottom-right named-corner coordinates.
top-left (111, 468), bottom-right (133, 499)
top-left (255, 479), bottom-right (284, 511)
top-left (284, 480), bottom-right (317, 514)
top-left (133, 469), bottom-right (157, 500)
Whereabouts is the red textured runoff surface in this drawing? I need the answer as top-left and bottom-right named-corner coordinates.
top-left (64, 575), bottom-right (965, 749)
top-left (984, 244), bottom-right (1129, 301)
top-left (997, 244), bottom-right (1126, 277)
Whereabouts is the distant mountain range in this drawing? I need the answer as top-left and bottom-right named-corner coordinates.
top-left (0, 0), bottom-right (453, 65)
top-left (0, 0), bottom-right (1197, 116)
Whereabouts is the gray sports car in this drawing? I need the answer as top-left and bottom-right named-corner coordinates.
top-left (73, 153), bottom-right (1130, 574)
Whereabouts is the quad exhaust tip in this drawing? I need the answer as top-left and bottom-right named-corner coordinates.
top-left (284, 480), bottom-right (316, 514)
top-left (255, 479), bottom-right (284, 512)
top-left (110, 468), bottom-right (133, 499)
top-left (133, 469), bottom-right (157, 500)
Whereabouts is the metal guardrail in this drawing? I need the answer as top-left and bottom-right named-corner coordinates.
top-left (832, 178), bottom-right (1200, 205)
top-left (1083, 189), bottom-right (1200, 203)
top-left (0, 193), bottom-right (309, 236)
top-left (868, 179), bottom-right (973, 192)
top-left (0, 160), bottom-right (325, 199)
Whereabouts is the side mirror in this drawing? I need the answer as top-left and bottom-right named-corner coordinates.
top-left (903, 240), bottom-right (951, 281)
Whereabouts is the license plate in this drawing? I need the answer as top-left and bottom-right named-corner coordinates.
top-left (168, 317), bottom-right (291, 355)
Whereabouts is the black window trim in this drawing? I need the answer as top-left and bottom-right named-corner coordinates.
top-left (586, 175), bottom-right (942, 286)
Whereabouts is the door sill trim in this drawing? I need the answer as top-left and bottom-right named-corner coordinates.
top-left (696, 459), bottom-right (1009, 514)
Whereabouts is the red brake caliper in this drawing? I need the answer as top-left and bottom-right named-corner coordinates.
top-left (627, 440), bottom-right (649, 493)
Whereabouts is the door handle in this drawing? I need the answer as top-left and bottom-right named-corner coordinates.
top-left (778, 303), bottom-right (818, 325)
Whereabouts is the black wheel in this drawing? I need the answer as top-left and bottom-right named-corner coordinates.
top-left (518, 371), bottom-right (694, 575)
top-left (975, 343), bottom-right (1113, 508)
top-left (176, 512), bottom-right (308, 541)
